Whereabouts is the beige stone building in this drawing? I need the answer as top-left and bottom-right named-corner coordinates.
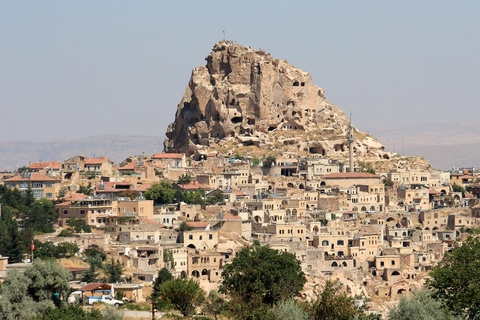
top-left (4, 173), bottom-right (61, 200)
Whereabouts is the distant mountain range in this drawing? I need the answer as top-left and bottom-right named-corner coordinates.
top-left (0, 135), bottom-right (164, 171)
top-left (365, 120), bottom-right (480, 170)
top-left (1, 121), bottom-right (479, 171)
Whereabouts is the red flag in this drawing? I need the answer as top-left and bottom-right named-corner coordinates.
top-left (31, 241), bottom-right (34, 251)
top-left (222, 30), bottom-right (225, 33)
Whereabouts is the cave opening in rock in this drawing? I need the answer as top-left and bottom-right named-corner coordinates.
top-left (231, 117), bottom-right (242, 124)
top-left (309, 147), bottom-right (326, 156)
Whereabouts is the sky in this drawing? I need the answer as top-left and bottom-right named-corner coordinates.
top-left (1, 1), bottom-right (479, 142)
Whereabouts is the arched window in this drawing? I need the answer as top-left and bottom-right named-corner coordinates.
top-left (322, 240), bottom-right (329, 246)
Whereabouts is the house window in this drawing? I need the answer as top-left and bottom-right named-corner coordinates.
top-left (380, 261), bottom-right (384, 267)
top-left (392, 260), bottom-right (396, 266)
top-left (46, 183), bottom-right (52, 188)
top-left (33, 190), bottom-right (43, 198)
top-left (209, 234), bottom-right (213, 240)
top-left (189, 235), bottom-right (193, 240)
top-left (80, 210), bottom-right (85, 215)
top-left (46, 193), bottom-right (53, 198)
top-left (199, 235), bottom-right (203, 240)
top-left (63, 210), bottom-right (68, 215)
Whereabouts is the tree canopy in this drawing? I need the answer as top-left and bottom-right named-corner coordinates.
top-left (387, 289), bottom-right (461, 320)
top-left (0, 260), bottom-right (72, 319)
top-left (160, 277), bottom-right (206, 316)
top-left (144, 181), bottom-right (175, 204)
top-left (427, 234), bottom-right (480, 319)
top-left (220, 244), bottom-right (306, 318)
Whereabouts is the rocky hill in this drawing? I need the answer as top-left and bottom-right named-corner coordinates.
top-left (164, 42), bottom-right (402, 166)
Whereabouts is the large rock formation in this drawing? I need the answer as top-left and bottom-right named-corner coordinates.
top-left (164, 42), bottom-right (395, 163)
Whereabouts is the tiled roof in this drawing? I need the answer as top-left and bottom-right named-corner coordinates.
top-left (186, 221), bottom-right (210, 228)
top-left (56, 201), bottom-right (72, 207)
top-left (28, 161), bottom-right (62, 170)
top-left (323, 172), bottom-right (379, 179)
top-left (119, 163), bottom-right (136, 170)
top-left (223, 215), bottom-right (242, 220)
top-left (152, 153), bottom-right (184, 159)
top-left (140, 218), bottom-right (166, 228)
top-left (179, 181), bottom-right (209, 190)
top-left (64, 193), bottom-right (89, 201)
top-left (85, 157), bottom-right (114, 165)
top-left (5, 173), bottom-right (61, 182)
top-left (80, 282), bottom-right (111, 291)
top-left (232, 190), bottom-right (246, 196)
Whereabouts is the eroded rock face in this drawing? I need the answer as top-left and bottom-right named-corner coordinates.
top-left (164, 42), bottom-right (391, 161)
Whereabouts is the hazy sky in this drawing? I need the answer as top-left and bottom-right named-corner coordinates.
top-left (1, 1), bottom-right (479, 142)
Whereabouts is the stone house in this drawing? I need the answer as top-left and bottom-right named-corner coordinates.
top-left (84, 157), bottom-right (114, 175)
top-left (4, 172), bottom-right (61, 200)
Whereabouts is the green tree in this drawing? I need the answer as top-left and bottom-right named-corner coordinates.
top-left (250, 157), bottom-right (261, 166)
top-left (33, 240), bottom-right (79, 259)
top-left (184, 189), bottom-right (204, 205)
top-left (220, 245), bottom-right (306, 319)
top-left (273, 298), bottom-right (309, 320)
top-left (103, 258), bottom-right (124, 283)
top-left (452, 184), bottom-right (466, 197)
top-left (77, 185), bottom-right (93, 196)
top-left (24, 198), bottom-right (57, 233)
top-left (25, 259), bottom-right (72, 305)
top-left (118, 190), bottom-right (136, 200)
top-left (427, 234), bottom-right (480, 319)
top-left (177, 221), bottom-right (194, 232)
top-left (34, 304), bottom-right (105, 320)
top-left (263, 155), bottom-right (276, 168)
top-left (302, 280), bottom-right (364, 320)
top-left (150, 268), bottom-right (173, 310)
top-left (387, 289), bottom-right (461, 320)
top-left (160, 278), bottom-right (206, 316)
top-left (144, 181), bottom-right (175, 204)
top-left (204, 290), bottom-right (227, 320)
top-left (85, 247), bottom-right (107, 269)
top-left (383, 179), bottom-right (394, 187)
top-left (66, 217), bottom-right (92, 233)
top-left (0, 208), bottom-right (25, 262)
top-left (81, 263), bottom-right (99, 283)
top-left (0, 270), bottom-right (43, 320)
top-left (177, 174), bottom-right (191, 185)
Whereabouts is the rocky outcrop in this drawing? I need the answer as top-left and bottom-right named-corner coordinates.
top-left (164, 42), bottom-right (394, 163)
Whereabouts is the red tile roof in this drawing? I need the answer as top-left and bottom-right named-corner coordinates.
top-left (28, 161), bottom-right (62, 170)
top-left (5, 173), bottom-right (61, 182)
top-left (186, 221), bottom-right (210, 228)
top-left (152, 153), bottom-right (184, 159)
top-left (232, 190), bottom-right (246, 196)
top-left (119, 163), bottom-right (136, 170)
top-left (323, 172), bottom-right (379, 179)
top-left (56, 201), bottom-right (72, 207)
top-left (140, 218), bottom-right (166, 228)
top-left (223, 215), bottom-right (241, 220)
top-left (84, 157), bottom-right (114, 165)
top-left (64, 193), bottom-right (89, 201)
top-left (95, 181), bottom-right (133, 192)
top-left (179, 181), bottom-right (209, 190)
top-left (80, 282), bottom-right (111, 291)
